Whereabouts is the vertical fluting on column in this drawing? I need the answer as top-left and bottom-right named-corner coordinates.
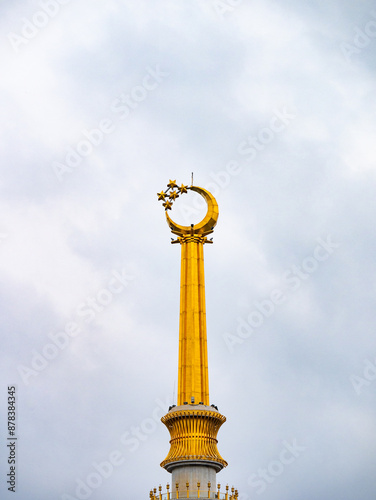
top-left (178, 235), bottom-right (209, 406)
top-left (157, 183), bottom-right (230, 484)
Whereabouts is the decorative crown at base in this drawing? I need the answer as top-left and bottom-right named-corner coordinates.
top-left (149, 482), bottom-right (239, 500)
top-left (160, 406), bottom-right (228, 472)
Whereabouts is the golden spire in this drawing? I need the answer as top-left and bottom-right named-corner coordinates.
top-left (156, 181), bottom-right (227, 473)
top-left (157, 183), bottom-right (219, 406)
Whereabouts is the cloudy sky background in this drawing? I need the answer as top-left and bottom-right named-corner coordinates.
top-left (1, 1), bottom-right (376, 499)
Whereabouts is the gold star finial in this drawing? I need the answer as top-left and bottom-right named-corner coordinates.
top-left (157, 190), bottom-right (167, 201)
top-left (158, 179), bottom-right (190, 212)
top-left (169, 190), bottom-right (179, 201)
top-left (163, 200), bottom-right (173, 210)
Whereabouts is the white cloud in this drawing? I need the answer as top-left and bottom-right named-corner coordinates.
top-left (1, 1), bottom-right (376, 499)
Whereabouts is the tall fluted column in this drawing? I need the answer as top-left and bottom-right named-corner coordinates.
top-left (178, 234), bottom-right (209, 406)
top-left (155, 181), bottom-right (229, 498)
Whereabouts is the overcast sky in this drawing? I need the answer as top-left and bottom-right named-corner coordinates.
top-left (1, 1), bottom-right (376, 499)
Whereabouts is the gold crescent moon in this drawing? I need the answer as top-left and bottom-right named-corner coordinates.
top-left (165, 186), bottom-right (219, 236)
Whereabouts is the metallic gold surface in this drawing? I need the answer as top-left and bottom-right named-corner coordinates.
top-left (149, 483), bottom-right (239, 500)
top-left (157, 182), bottom-right (226, 472)
top-left (160, 408), bottom-right (228, 471)
top-left (178, 234), bottom-right (209, 406)
top-left (165, 186), bottom-right (219, 237)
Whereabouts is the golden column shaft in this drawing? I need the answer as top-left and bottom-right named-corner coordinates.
top-left (178, 234), bottom-right (209, 406)
top-left (158, 182), bottom-right (227, 473)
